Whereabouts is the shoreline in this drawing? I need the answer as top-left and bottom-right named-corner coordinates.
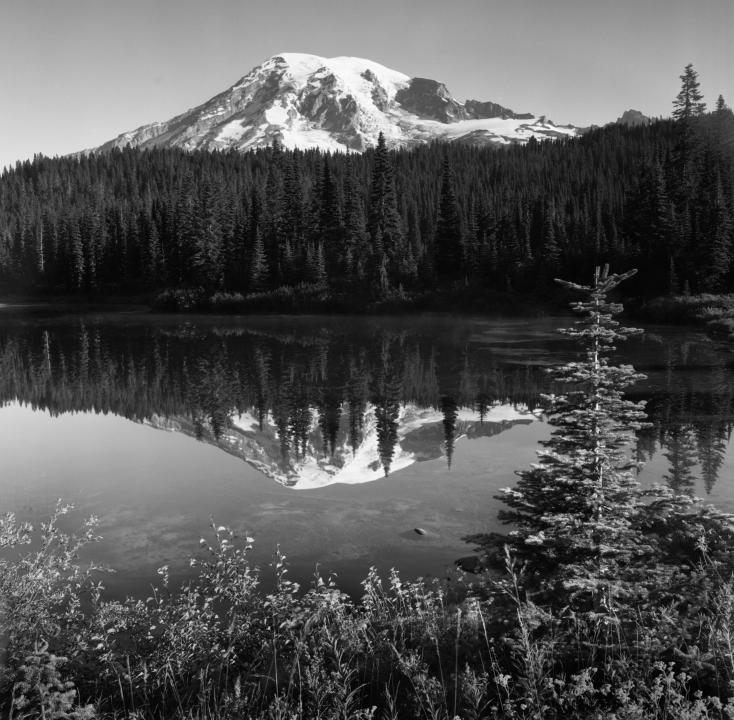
top-left (4, 290), bottom-right (734, 346)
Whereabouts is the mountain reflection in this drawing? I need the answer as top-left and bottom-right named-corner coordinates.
top-left (1, 315), bottom-right (732, 490)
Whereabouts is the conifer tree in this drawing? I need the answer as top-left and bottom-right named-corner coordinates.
top-left (305, 242), bottom-right (327, 286)
top-left (673, 63), bottom-right (707, 122)
top-left (69, 220), bottom-right (85, 290)
top-left (625, 160), bottom-right (674, 294)
top-left (343, 159), bottom-right (368, 283)
top-left (317, 157), bottom-right (343, 276)
top-left (281, 156), bottom-right (305, 267)
top-left (434, 157), bottom-right (463, 281)
top-left (144, 222), bottom-right (161, 288)
top-left (263, 163), bottom-right (284, 286)
top-left (192, 183), bottom-right (225, 293)
top-left (488, 266), bottom-right (652, 610)
top-left (472, 265), bottom-right (734, 616)
top-left (671, 64), bottom-right (707, 213)
top-left (248, 228), bottom-right (268, 292)
top-left (696, 175), bottom-right (733, 292)
top-left (33, 222), bottom-right (45, 277)
top-left (368, 133), bottom-right (403, 290)
top-left (538, 201), bottom-right (561, 283)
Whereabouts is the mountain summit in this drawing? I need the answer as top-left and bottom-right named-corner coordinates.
top-left (614, 109), bottom-right (652, 127)
top-left (96, 53), bottom-right (580, 153)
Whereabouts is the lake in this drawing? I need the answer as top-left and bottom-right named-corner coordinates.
top-left (1, 309), bottom-right (733, 598)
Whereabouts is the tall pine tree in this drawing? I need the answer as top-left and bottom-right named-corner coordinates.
top-left (434, 157), bottom-right (463, 282)
top-left (673, 63), bottom-right (707, 121)
top-left (482, 267), bottom-right (652, 611)
top-left (367, 133), bottom-right (403, 295)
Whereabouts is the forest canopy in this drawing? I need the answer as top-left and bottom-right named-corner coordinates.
top-left (1, 100), bottom-right (733, 308)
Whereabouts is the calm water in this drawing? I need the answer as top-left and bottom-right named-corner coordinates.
top-left (1, 309), bottom-right (733, 597)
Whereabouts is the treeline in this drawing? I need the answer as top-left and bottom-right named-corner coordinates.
top-left (0, 104), bottom-right (733, 305)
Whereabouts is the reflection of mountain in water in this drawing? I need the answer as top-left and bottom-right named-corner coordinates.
top-left (1, 315), bottom-right (733, 491)
top-left (149, 403), bottom-right (535, 487)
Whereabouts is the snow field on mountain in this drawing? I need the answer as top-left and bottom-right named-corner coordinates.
top-left (216, 119), bottom-right (247, 143)
top-left (275, 53), bottom-right (410, 101)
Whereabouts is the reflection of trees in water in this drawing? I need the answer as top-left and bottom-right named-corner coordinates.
top-left (663, 425), bottom-right (698, 496)
top-left (1, 321), bottom-right (733, 482)
top-left (346, 363), bottom-right (368, 455)
top-left (191, 357), bottom-right (237, 440)
top-left (635, 336), bottom-right (734, 495)
top-left (440, 396), bottom-right (458, 469)
top-left (371, 336), bottom-right (402, 476)
top-left (697, 423), bottom-right (730, 494)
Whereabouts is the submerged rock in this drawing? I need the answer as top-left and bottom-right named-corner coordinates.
top-left (455, 555), bottom-right (484, 573)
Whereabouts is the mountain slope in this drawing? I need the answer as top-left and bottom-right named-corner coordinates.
top-left (96, 53), bottom-right (580, 153)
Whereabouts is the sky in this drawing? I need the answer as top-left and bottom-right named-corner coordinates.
top-left (1, 0), bottom-right (732, 170)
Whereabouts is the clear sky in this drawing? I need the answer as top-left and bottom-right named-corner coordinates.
top-left (1, 0), bottom-right (732, 170)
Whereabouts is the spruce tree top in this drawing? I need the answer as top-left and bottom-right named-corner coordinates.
top-left (672, 63), bottom-right (706, 121)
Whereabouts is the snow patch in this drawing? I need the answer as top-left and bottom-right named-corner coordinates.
top-left (264, 104), bottom-right (289, 125)
top-left (274, 53), bottom-right (410, 100)
top-left (216, 119), bottom-right (246, 142)
top-left (232, 410), bottom-right (268, 432)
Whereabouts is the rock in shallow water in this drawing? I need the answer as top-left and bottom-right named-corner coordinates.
top-left (455, 555), bottom-right (484, 574)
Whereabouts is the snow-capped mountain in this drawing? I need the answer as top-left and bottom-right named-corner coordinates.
top-left (96, 53), bottom-right (580, 154)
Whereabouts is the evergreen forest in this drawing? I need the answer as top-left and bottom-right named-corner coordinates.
top-left (1, 84), bottom-right (733, 309)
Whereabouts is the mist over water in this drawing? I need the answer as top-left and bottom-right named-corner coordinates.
top-left (1, 310), bottom-right (733, 596)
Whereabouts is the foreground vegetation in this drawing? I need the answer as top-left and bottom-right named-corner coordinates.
top-left (4, 509), bottom-right (734, 720)
top-left (4, 267), bottom-right (734, 719)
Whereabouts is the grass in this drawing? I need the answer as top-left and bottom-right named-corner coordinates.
top-left (3, 506), bottom-right (734, 719)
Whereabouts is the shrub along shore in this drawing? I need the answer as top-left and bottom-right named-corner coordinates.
top-left (637, 293), bottom-right (734, 340)
top-left (4, 269), bottom-right (734, 720)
